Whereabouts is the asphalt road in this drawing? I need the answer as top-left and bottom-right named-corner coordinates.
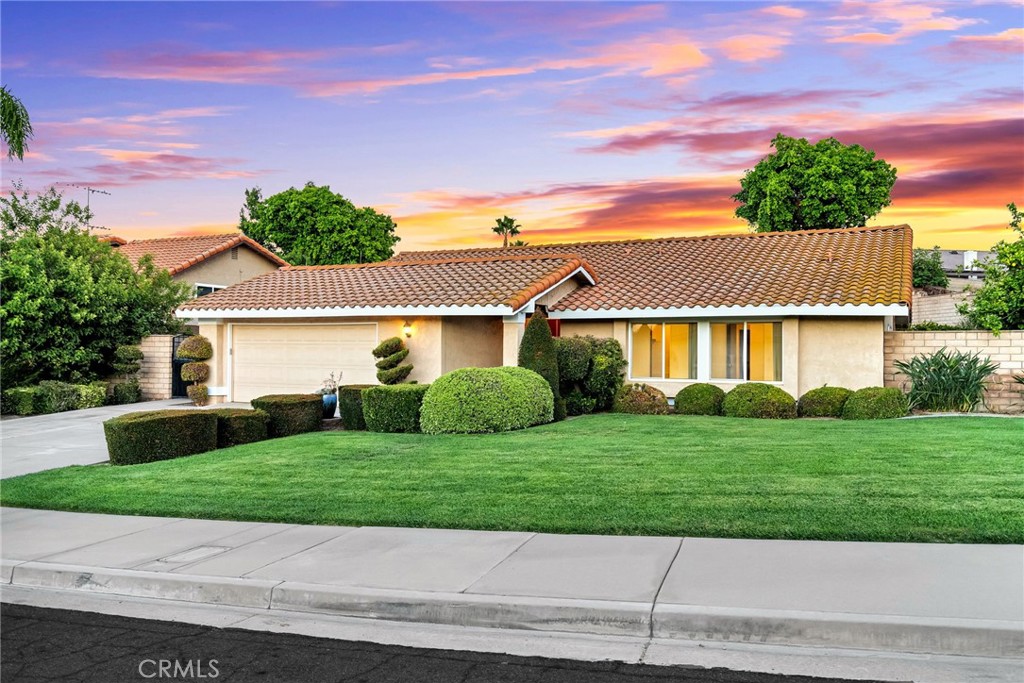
top-left (0, 603), bottom-right (886, 683)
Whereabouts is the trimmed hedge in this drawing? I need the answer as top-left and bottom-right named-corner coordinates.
top-left (176, 335), bottom-right (213, 361)
top-left (2, 387), bottom-right (37, 415)
top-left (842, 387), bottom-right (909, 420)
top-left (556, 336), bottom-right (592, 383)
top-left (112, 379), bottom-right (142, 405)
top-left (674, 383), bottom-right (726, 416)
top-left (798, 386), bottom-right (853, 418)
top-left (104, 410), bottom-right (218, 465)
top-left (208, 408), bottom-right (269, 448)
top-left (519, 310), bottom-right (563, 421)
top-left (363, 384), bottom-right (430, 433)
top-left (613, 383), bottom-right (670, 415)
top-left (74, 383), bottom-right (107, 409)
top-left (251, 394), bottom-right (322, 437)
top-left (181, 362), bottom-right (210, 383)
top-left (723, 383), bottom-right (797, 419)
top-left (420, 367), bottom-right (553, 434)
top-left (585, 337), bottom-right (627, 410)
top-left (187, 384), bottom-right (210, 406)
top-left (33, 380), bottom-right (79, 414)
top-left (338, 385), bottom-right (373, 430)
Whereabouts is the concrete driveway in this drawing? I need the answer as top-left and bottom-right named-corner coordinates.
top-left (0, 400), bottom-right (191, 477)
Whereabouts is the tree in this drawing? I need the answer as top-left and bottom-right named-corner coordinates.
top-left (492, 215), bottom-right (521, 248)
top-left (1, 86), bottom-right (33, 160)
top-left (518, 309), bottom-right (564, 420)
top-left (912, 247), bottom-right (949, 288)
top-left (1, 185), bottom-right (190, 386)
top-left (733, 134), bottom-right (897, 232)
top-left (239, 182), bottom-right (399, 265)
top-left (958, 203), bottom-right (1024, 333)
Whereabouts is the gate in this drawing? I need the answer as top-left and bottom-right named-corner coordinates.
top-left (171, 333), bottom-right (189, 398)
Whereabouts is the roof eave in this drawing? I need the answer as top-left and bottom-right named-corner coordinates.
top-left (549, 303), bottom-right (910, 319)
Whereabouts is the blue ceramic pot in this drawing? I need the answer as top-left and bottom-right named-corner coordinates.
top-left (321, 393), bottom-right (338, 419)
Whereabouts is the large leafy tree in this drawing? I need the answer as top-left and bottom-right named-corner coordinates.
top-left (1, 185), bottom-right (190, 386)
top-left (959, 203), bottom-right (1024, 332)
top-left (733, 134), bottom-right (897, 232)
top-left (239, 182), bottom-right (399, 265)
top-left (492, 215), bottom-right (521, 248)
top-left (1, 86), bottom-right (33, 160)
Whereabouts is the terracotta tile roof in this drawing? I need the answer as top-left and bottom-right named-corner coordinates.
top-left (393, 225), bottom-right (913, 311)
top-left (98, 235), bottom-right (127, 246)
top-left (178, 254), bottom-right (597, 313)
top-left (115, 233), bottom-right (289, 275)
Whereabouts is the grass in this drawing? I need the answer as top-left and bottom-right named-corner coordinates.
top-left (2, 414), bottom-right (1021, 543)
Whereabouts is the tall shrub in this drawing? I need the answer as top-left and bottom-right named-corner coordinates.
top-left (177, 335), bottom-right (213, 406)
top-left (372, 336), bottom-right (413, 384)
top-left (585, 337), bottom-right (627, 410)
top-left (894, 348), bottom-right (999, 412)
top-left (554, 335), bottom-right (626, 414)
top-left (518, 310), bottom-right (563, 420)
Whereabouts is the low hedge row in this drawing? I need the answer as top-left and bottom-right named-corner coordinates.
top-left (723, 383), bottom-right (797, 419)
top-left (251, 394), bottom-right (322, 437)
top-left (338, 385), bottom-right (373, 430)
top-left (208, 408), bottom-right (269, 447)
top-left (104, 410), bottom-right (218, 465)
top-left (362, 384), bottom-right (430, 433)
top-left (798, 386), bottom-right (853, 418)
top-left (420, 367), bottom-right (553, 434)
top-left (842, 387), bottom-right (909, 419)
top-left (1, 380), bottom-right (117, 416)
top-left (674, 383), bottom-right (725, 416)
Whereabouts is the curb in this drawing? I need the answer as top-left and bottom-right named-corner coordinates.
top-left (5, 559), bottom-right (1022, 658)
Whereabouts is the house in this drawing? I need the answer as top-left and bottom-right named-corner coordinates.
top-left (176, 225), bottom-right (912, 403)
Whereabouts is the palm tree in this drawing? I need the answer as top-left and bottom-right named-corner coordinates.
top-left (492, 215), bottom-right (521, 248)
top-left (1, 86), bottom-right (33, 160)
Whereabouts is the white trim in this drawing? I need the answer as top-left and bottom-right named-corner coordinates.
top-left (551, 303), bottom-right (908, 319)
top-left (206, 386), bottom-right (227, 397)
top-left (194, 282), bottom-right (227, 292)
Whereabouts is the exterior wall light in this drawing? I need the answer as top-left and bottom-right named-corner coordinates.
top-left (403, 322), bottom-right (413, 338)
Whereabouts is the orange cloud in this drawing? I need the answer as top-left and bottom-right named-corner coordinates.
top-left (827, 0), bottom-right (979, 44)
top-left (88, 48), bottom-right (330, 84)
top-left (761, 5), bottom-right (807, 19)
top-left (716, 35), bottom-right (791, 62)
top-left (943, 27), bottom-right (1024, 58)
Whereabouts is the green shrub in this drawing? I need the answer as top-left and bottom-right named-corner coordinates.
top-left (251, 394), bottom-right (322, 437)
top-left (584, 337), bottom-right (627, 410)
top-left (181, 362), bottom-right (210, 383)
top-left (363, 384), bottom-right (430, 433)
top-left (73, 383), bottom-right (107, 409)
top-left (894, 348), bottom-right (999, 412)
top-left (842, 387), bottom-right (909, 420)
top-left (2, 387), bottom-right (37, 415)
top-left (723, 383), bottom-right (797, 419)
top-left (564, 389), bottom-right (597, 416)
top-left (104, 409), bottom-right (218, 465)
top-left (907, 321), bottom-right (966, 331)
top-left (372, 337), bottom-right (404, 358)
top-left (797, 386), bottom-right (853, 418)
top-left (420, 367), bottom-right (553, 434)
top-left (112, 379), bottom-right (142, 405)
top-left (377, 364), bottom-right (413, 385)
top-left (187, 384), bottom-right (210, 406)
top-left (372, 337), bottom-right (413, 385)
top-left (375, 348), bottom-right (409, 369)
top-left (112, 345), bottom-right (144, 376)
top-left (519, 310), bottom-right (562, 421)
top-left (555, 336), bottom-right (592, 383)
top-left (33, 380), bottom-right (79, 414)
top-left (612, 383), bottom-right (670, 415)
top-left (338, 384), bottom-right (372, 430)
top-left (176, 335), bottom-right (213, 361)
top-left (208, 408), bottom-right (269, 448)
top-left (674, 383), bottom-right (726, 416)
top-left (912, 247), bottom-right (950, 288)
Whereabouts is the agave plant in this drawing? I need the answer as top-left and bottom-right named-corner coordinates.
top-left (894, 348), bottom-right (999, 412)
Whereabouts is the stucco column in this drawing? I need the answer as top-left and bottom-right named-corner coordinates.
top-left (198, 320), bottom-right (227, 404)
top-left (502, 314), bottom-right (526, 366)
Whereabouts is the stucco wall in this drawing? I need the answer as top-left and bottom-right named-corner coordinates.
top-left (136, 334), bottom-right (174, 400)
top-left (536, 278), bottom-right (581, 308)
top-left (442, 317), bottom-right (503, 373)
top-left (798, 318), bottom-right (885, 396)
top-left (559, 321), bottom-right (616, 339)
top-left (174, 247), bottom-right (280, 290)
top-left (885, 330), bottom-right (1024, 413)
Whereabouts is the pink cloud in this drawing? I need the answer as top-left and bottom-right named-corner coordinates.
top-left (716, 34), bottom-right (791, 62)
top-left (827, 0), bottom-right (980, 44)
top-left (761, 5), bottom-right (808, 19)
top-left (88, 47), bottom-right (330, 84)
top-left (942, 27), bottom-right (1024, 58)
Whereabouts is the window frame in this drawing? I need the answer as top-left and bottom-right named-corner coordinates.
top-left (194, 283), bottom-right (226, 298)
top-left (627, 321), bottom-right (698, 382)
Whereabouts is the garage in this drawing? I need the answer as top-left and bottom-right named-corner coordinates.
top-left (230, 323), bottom-right (378, 402)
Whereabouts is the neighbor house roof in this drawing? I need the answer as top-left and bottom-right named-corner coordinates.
top-left (393, 225), bottom-right (913, 317)
top-left (112, 233), bottom-right (289, 275)
top-left (177, 254), bottom-right (598, 316)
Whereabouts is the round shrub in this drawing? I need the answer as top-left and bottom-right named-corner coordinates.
top-left (674, 383), bottom-right (726, 416)
top-left (112, 379), bottom-right (142, 405)
top-left (112, 345), bottom-right (144, 376)
top-left (612, 383), bottom-right (670, 415)
top-left (176, 335), bottom-right (213, 361)
top-left (564, 389), bottom-right (597, 416)
top-left (33, 380), bottom-right (79, 414)
top-left (338, 384), bottom-right (373, 430)
top-left (104, 410), bottom-right (217, 465)
top-left (723, 383), bottom-right (797, 419)
top-left (363, 384), bottom-right (430, 433)
top-left (208, 408), bottom-right (269, 448)
top-left (798, 386), bottom-right (853, 418)
top-left (187, 384), bottom-right (209, 406)
top-left (555, 336), bottom-right (592, 383)
top-left (73, 383), bottom-right (107, 409)
top-left (251, 394), bottom-right (322, 437)
top-left (181, 362), bottom-right (210, 383)
top-left (420, 367), bottom-right (553, 434)
top-left (841, 387), bottom-right (909, 420)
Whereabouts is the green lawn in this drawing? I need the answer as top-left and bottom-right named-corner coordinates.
top-left (2, 414), bottom-right (1021, 543)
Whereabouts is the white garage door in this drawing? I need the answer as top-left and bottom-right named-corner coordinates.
top-left (231, 324), bottom-right (378, 402)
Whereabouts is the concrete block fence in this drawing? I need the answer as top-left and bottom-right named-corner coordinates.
top-left (910, 289), bottom-right (970, 327)
top-left (136, 334), bottom-right (175, 400)
top-left (884, 330), bottom-right (1024, 414)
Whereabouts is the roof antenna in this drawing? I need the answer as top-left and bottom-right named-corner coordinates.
top-left (61, 183), bottom-right (112, 224)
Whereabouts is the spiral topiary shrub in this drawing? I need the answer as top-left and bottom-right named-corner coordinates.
top-left (251, 394), bottom-right (322, 437)
top-left (363, 384), bottom-right (430, 433)
top-left (208, 408), bottom-right (269, 448)
top-left (103, 410), bottom-right (218, 465)
top-left (612, 383), bottom-right (670, 415)
top-left (372, 337), bottom-right (413, 385)
top-left (420, 367), bottom-right (553, 434)
top-left (841, 387), bottom-right (909, 420)
top-left (723, 383), bottom-right (797, 419)
top-left (798, 386), bottom-right (853, 418)
top-left (338, 384), bottom-right (373, 430)
top-left (674, 383), bottom-right (726, 416)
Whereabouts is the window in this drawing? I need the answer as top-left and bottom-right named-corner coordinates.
top-left (630, 323), bottom-right (697, 380)
top-left (194, 284), bottom-right (224, 297)
top-left (711, 321), bottom-right (781, 382)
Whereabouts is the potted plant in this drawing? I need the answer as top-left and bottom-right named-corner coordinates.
top-left (317, 371), bottom-right (341, 419)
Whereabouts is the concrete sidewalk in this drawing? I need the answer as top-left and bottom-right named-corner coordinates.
top-left (2, 507), bottom-right (1021, 661)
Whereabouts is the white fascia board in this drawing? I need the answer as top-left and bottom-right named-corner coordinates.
top-left (549, 303), bottom-right (909, 319)
top-left (511, 265), bottom-right (596, 315)
top-left (175, 304), bottom-right (515, 320)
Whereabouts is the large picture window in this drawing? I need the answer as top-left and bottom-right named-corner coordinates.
top-left (710, 321), bottom-right (782, 382)
top-left (630, 323), bottom-right (697, 380)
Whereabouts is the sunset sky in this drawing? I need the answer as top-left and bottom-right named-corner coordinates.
top-left (2, 1), bottom-right (1022, 252)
